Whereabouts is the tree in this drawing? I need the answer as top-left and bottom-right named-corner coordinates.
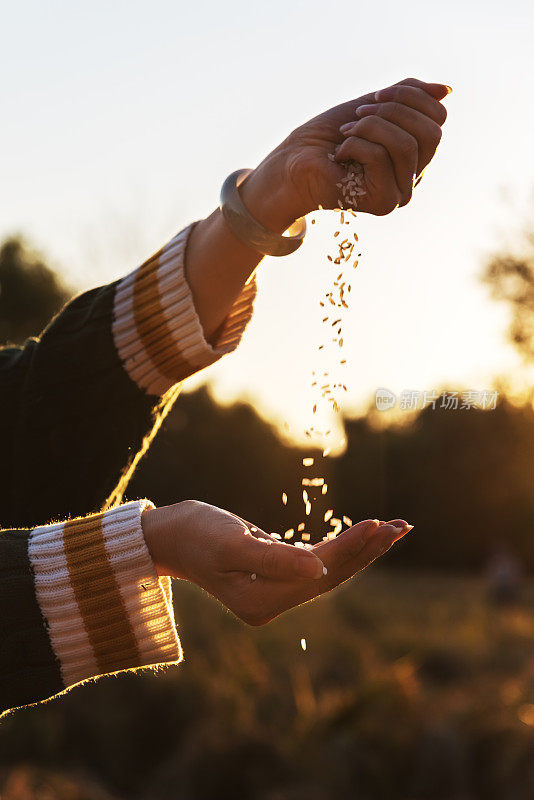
top-left (0, 236), bottom-right (71, 346)
top-left (482, 226), bottom-right (534, 363)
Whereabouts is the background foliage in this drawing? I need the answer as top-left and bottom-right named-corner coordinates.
top-left (0, 232), bottom-right (533, 799)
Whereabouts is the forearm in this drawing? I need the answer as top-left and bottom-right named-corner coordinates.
top-left (5, 205), bottom-right (265, 526)
top-left (184, 147), bottom-right (301, 340)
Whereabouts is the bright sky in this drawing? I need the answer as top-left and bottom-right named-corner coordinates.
top-left (2, 0), bottom-right (533, 444)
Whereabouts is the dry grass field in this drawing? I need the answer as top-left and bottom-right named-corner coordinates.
top-left (3, 569), bottom-right (534, 799)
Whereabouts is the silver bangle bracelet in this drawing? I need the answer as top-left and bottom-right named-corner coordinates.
top-left (219, 169), bottom-right (306, 257)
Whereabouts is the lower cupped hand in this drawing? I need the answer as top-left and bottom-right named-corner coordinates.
top-left (142, 500), bottom-right (413, 626)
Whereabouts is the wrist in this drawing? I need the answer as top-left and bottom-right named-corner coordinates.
top-left (239, 148), bottom-right (304, 235)
top-left (142, 502), bottom-right (190, 579)
top-left (141, 506), bottom-right (163, 575)
top-left (142, 505), bottom-right (179, 578)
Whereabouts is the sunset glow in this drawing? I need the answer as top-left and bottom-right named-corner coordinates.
top-left (2, 0), bottom-right (532, 444)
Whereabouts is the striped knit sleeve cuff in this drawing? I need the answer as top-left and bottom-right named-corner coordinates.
top-left (112, 222), bottom-right (257, 396)
top-left (28, 501), bottom-right (181, 692)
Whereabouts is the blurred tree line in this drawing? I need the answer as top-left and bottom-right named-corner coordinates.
top-left (1, 233), bottom-right (533, 572)
top-left (481, 221), bottom-right (534, 363)
top-left (0, 237), bottom-right (70, 345)
top-left (1, 231), bottom-right (534, 800)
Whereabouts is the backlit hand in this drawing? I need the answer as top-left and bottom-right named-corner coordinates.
top-left (246, 77), bottom-right (450, 228)
top-left (142, 501), bottom-right (412, 626)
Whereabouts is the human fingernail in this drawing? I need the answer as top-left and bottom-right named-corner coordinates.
top-left (322, 565), bottom-right (328, 576)
top-left (390, 526), bottom-right (403, 534)
top-left (356, 104), bottom-right (379, 116)
top-left (296, 554), bottom-right (324, 579)
top-left (363, 520), bottom-right (380, 542)
top-left (339, 122), bottom-right (354, 134)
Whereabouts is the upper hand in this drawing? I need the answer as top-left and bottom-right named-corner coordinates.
top-left (257, 77), bottom-right (450, 222)
top-left (142, 500), bottom-right (412, 626)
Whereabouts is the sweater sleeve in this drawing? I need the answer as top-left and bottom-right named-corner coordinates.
top-left (113, 222), bottom-right (257, 396)
top-left (0, 500), bottom-right (180, 717)
top-left (3, 222), bottom-right (256, 528)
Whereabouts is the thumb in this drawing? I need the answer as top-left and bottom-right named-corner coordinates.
top-left (243, 536), bottom-right (325, 580)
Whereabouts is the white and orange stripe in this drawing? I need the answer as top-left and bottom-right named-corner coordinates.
top-left (28, 501), bottom-right (181, 690)
top-left (112, 223), bottom-right (256, 396)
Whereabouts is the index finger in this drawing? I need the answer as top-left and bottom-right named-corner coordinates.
top-left (312, 519), bottom-right (411, 572)
top-left (373, 85), bottom-right (448, 126)
top-left (260, 521), bottom-right (408, 615)
top-left (312, 519), bottom-right (381, 568)
top-left (324, 522), bottom-right (413, 588)
top-left (395, 77), bottom-right (452, 100)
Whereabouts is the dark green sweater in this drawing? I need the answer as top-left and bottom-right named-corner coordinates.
top-left (0, 222), bottom-right (256, 716)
